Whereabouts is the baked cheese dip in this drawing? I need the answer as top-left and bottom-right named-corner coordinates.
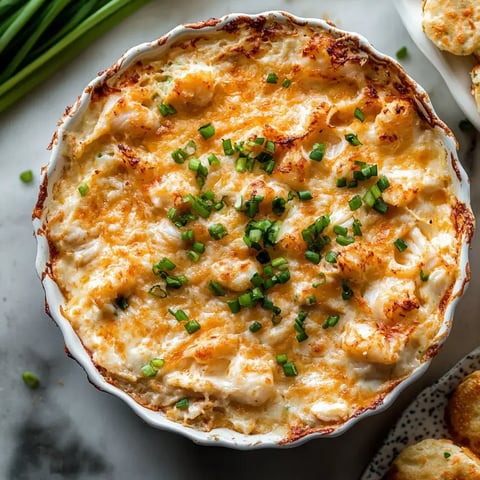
top-left (39, 15), bottom-right (473, 442)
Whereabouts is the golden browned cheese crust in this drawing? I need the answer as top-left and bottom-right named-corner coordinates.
top-left (447, 370), bottom-right (480, 456)
top-left (42, 17), bottom-right (468, 439)
top-left (422, 0), bottom-right (480, 55)
top-left (386, 438), bottom-right (480, 480)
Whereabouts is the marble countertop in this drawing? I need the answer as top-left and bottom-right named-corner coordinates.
top-left (1, 1), bottom-right (478, 479)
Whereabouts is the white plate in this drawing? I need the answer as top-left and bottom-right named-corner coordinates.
top-left (361, 346), bottom-right (480, 479)
top-left (394, 0), bottom-right (480, 130)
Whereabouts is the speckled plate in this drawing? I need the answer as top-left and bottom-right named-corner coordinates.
top-left (361, 346), bottom-right (480, 479)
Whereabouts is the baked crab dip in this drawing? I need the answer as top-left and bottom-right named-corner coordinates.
top-left (34, 12), bottom-right (473, 446)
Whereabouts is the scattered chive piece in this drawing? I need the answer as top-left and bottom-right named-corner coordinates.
top-left (305, 250), bottom-right (321, 264)
top-left (394, 238), bottom-right (408, 252)
top-left (141, 364), bottom-right (157, 377)
top-left (307, 294), bottom-right (316, 305)
top-left (336, 235), bottom-right (355, 246)
top-left (152, 257), bottom-right (176, 274)
top-left (208, 223), bottom-right (227, 240)
top-left (187, 250), bottom-right (200, 262)
top-left (20, 169), bottom-right (33, 183)
top-left (256, 250), bottom-right (271, 264)
top-left (114, 296), bottom-right (129, 311)
top-left (164, 274), bottom-right (187, 289)
top-left (272, 196), bottom-right (286, 215)
top-left (184, 320), bottom-right (201, 334)
top-left (354, 107), bottom-right (365, 122)
top-left (341, 279), bottom-right (354, 300)
top-left (22, 371), bottom-right (39, 389)
top-left (208, 154), bottom-right (220, 165)
top-left (377, 175), bottom-right (390, 192)
top-left (222, 138), bottom-right (234, 155)
top-left (150, 358), bottom-right (165, 369)
top-left (282, 361), bottom-right (298, 377)
top-left (333, 225), bottom-right (348, 236)
top-left (281, 78), bottom-right (292, 88)
top-left (266, 72), bottom-right (278, 83)
top-left (249, 321), bottom-right (262, 333)
top-left (181, 229), bottom-right (194, 242)
top-left (443, 452), bottom-right (451, 459)
top-left (158, 102), bottom-right (176, 117)
top-left (322, 315), bottom-right (340, 329)
top-left (345, 133), bottom-right (362, 146)
top-left (396, 46), bottom-right (408, 60)
top-left (175, 398), bottom-right (189, 409)
top-left (349, 195), bottom-right (362, 211)
top-left (167, 207), bottom-right (177, 220)
top-left (238, 291), bottom-right (253, 308)
top-left (420, 269), bottom-right (430, 282)
top-left (209, 280), bottom-right (226, 296)
top-left (313, 272), bottom-right (327, 287)
top-left (297, 190), bottom-right (313, 201)
top-left (309, 142), bottom-right (325, 161)
top-left (336, 177), bottom-right (347, 188)
top-left (171, 148), bottom-right (188, 164)
top-left (192, 242), bottom-right (205, 254)
top-left (373, 197), bottom-right (389, 214)
top-left (265, 140), bottom-right (275, 153)
top-left (78, 183), bottom-right (89, 196)
top-left (352, 218), bottom-right (363, 236)
top-left (325, 251), bottom-right (338, 264)
top-left (276, 353), bottom-right (288, 365)
top-left (227, 299), bottom-right (241, 313)
top-left (168, 308), bottom-right (189, 322)
top-left (271, 257), bottom-right (288, 268)
top-left (148, 284), bottom-right (168, 299)
top-left (198, 122), bottom-right (215, 139)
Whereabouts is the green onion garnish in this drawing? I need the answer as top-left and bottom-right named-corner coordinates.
top-left (282, 78), bottom-right (292, 88)
top-left (394, 238), bottom-right (408, 252)
top-left (373, 197), bottom-right (389, 214)
top-left (148, 284), bottom-right (168, 299)
top-left (354, 107), bottom-right (365, 122)
top-left (175, 398), bottom-right (189, 409)
top-left (198, 122), bottom-right (215, 139)
top-left (184, 320), bottom-right (201, 334)
top-left (309, 142), bottom-right (325, 161)
top-left (352, 218), bottom-right (362, 236)
top-left (396, 46), bottom-right (408, 60)
top-left (181, 229), bottom-right (194, 242)
top-left (22, 371), bottom-right (39, 389)
top-left (20, 169), bottom-right (33, 183)
top-left (282, 361), bottom-right (298, 377)
top-left (336, 177), bottom-right (347, 188)
top-left (333, 225), bottom-right (348, 236)
top-left (141, 364), bottom-right (157, 377)
top-left (152, 257), bottom-right (176, 274)
top-left (266, 72), bottom-right (278, 83)
top-left (227, 299), bottom-right (241, 313)
top-left (377, 175), bottom-right (390, 192)
top-left (209, 280), bottom-right (226, 296)
top-left (192, 242), bottom-right (205, 254)
top-left (208, 223), bottom-right (227, 240)
top-left (420, 269), bottom-right (429, 282)
top-left (322, 315), bottom-right (340, 329)
top-left (150, 358), bottom-right (165, 369)
top-left (208, 154), bottom-right (220, 165)
top-left (272, 197), bottom-right (286, 216)
top-left (325, 251), bottom-right (338, 264)
top-left (78, 183), bottom-right (89, 196)
top-left (336, 235), bottom-right (355, 246)
top-left (341, 279), bottom-right (353, 300)
top-left (249, 321), bottom-right (262, 333)
top-left (238, 291), bottom-right (253, 308)
top-left (305, 250), bottom-right (321, 264)
top-left (345, 133), bottom-right (362, 146)
top-left (276, 353), bottom-right (288, 365)
top-left (158, 102), bottom-right (176, 117)
top-left (114, 296), bottom-right (129, 311)
top-left (164, 274), bottom-right (188, 289)
top-left (443, 452), bottom-right (451, 459)
top-left (171, 148), bottom-right (188, 164)
top-left (297, 190), bottom-right (313, 201)
top-left (168, 308), bottom-right (189, 321)
top-left (349, 195), bottom-right (362, 211)
top-left (187, 250), bottom-right (200, 262)
top-left (265, 140), bottom-right (275, 153)
top-left (271, 257), bottom-right (288, 269)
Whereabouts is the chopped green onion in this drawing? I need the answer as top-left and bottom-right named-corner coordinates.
top-left (349, 195), bottom-right (362, 211)
top-left (208, 223), bottom-right (227, 240)
top-left (164, 274), bottom-right (187, 289)
top-left (167, 207), bottom-right (177, 220)
top-left (420, 269), bottom-right (429, 282)
top-left (333, 225), bottom-right (348, 236)
top-left (305, 250), bottom-right (321, 264)
top-left (22, 371), bottom-right (39, 389)
top-left (336, 177), bottom-right (347, 188)
top-left (354, 107), bottom-right (365, 122)
top-left (325, 251), bottom-right (338, 264)
top-left (222, 138), bottom-right (234, 155)
top-left (114, 296), bottom-right (129, 311)
top-left (276, 353), bottom-right (288, 365)
top-left (152, 257), bottom-right (176, 274)
top-left (187, 250), bottom-right (200, 262)
top-left (313, 272), bottom-right (327, 287)
top-left (443, 451), bottom-right (451, 459)
top-left (184, 320), bottom-right (201, 334)
top-left (227, 299), bottom-right (241, 313)
top-left (345, 133), bottom-right (362, 146)
top-left (341, 279), bottom-right (353, 300)
top-left (272, 196), bottom-right (286, 215)
top-left (322, 315), bottom-right (340, 329)
top-left (254, 137), bottom-right (265, 145)
top-left (181, 229), bottom-right (194, 242)
top-left (271, 257), bottom-right (288, 269)
top-left (238, 291), bottom-right (253, 308)
top-left (150, 358), bottom-right (165, 369)
top-left (249, 321), bottom-right (262, 333)
top-left (208, 154), bottom-right (220, 165)
top-left (171, 148), bottom-right (188, 164)
top-left (282, 361), bottom-right (298, 377)
top-left (148, 284), bottom-right (168, 299)
top-left (309, 142), bottom-right (325, 161)
top-left (198, 122), bottom-right (215, 139)
top-left (352, 218), bottom-right (362, 236)
top-left (209, 280), bottom-right (226, 296)
top-left (168, 308), bottom-right (189, 321)
top-left (78, 183), bottom-right (89, 196)
top-left (377, 175), bottom-right (390, 192)
top-left (175, 398), bottom-right (189, 409)
top-left (396, 46), bottom-right (408, 60)
top-left (265, 140), bottom-right (275, 153)
top-left (266, 72), bottom-right (278, 83)
top-left (141, 364), bottom-right (157, 377)
top-left (256, 250), bottom-right (271, 264)
top-left (336, 235), bottom-right (355, 246)
top-left (307, 294), bottom-right (316, 305)
top-left (373, 197), bottom-right (389, 214)
top-left (158, 102), bottom-right (176, 117)
top-left (296, 331), bottom-right (308, 342)
top-left (297, 190), bottom-right (313, 201)
top-left (394, 238), bottom-right (408, 252)
top-left (184, 140), bottom-right (197, 155)
top-left (282, 78), bottom-right (292, 88)
top-left (251, 287), bottom-right (264, 301)
top-left (250, 272), bottom-right (264, 288)
top-left (347, 179), bottom-right (358, 188)
top-left (192, 242), bottom-right (205, 254)
top-left (20, 169), bottom-right (33, 183)
top-left (276, 269), bottom-right (291, 284)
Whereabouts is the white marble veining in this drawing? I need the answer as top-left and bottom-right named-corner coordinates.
top-left (0, 1), bottom-right (478, 479)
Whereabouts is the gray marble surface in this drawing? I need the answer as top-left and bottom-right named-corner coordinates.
top-left (0, 1), bottom-right (478, 479)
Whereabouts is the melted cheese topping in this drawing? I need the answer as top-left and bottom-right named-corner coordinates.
top-left (44, 18), bottom-right (468, 440)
